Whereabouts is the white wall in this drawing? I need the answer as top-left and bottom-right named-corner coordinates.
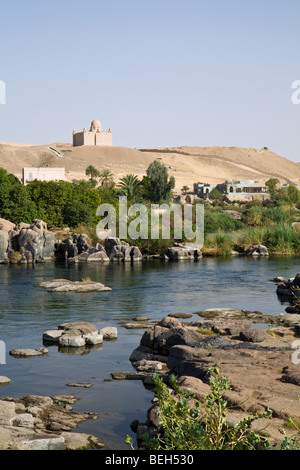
top-left (23, 168), bottom-right (66, 185)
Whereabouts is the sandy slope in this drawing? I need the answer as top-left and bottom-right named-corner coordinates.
top-left (0, 141), bottom-right (299, 190)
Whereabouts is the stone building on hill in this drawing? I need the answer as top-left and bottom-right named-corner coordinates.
top-left (72, 119), bottom-right (112, 147)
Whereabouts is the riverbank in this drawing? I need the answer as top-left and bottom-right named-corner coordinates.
top-left (124, 311), bottom-right (300, 449)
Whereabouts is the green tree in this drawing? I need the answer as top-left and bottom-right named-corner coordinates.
top-left (209, 188), bottom-right (223, 202)
top-left (265, 178), bottom-right (280, 201)
top-left (99, 169), bottom-right (114, 188)
top-left (280, 184), bottom-right (300, 206)
top-left (117, 174), bottom-right (142, 199)
top-left (85, 165), bottom-right (100, 182)
top-left (145, 160), bottom-right (175, 203)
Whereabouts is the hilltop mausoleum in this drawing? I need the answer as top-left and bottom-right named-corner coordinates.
top-left (73, 119), bottom-right (112, 147)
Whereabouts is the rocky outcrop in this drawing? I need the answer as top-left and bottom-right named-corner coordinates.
top-left (247, 244), bottom-right (269, 256)
top-left (0, 219), bottom-right (55, 264)
top-left (42, 322), bottom-right (117, 348)
top-left (275, 273), bottom-right (300, 302)
top-left (165, 244), bottom-right (202, 260)
top-left (40, 279), bottom-right (112, 293)
top-left (104, 237), bottom-right (143, 262)
top-left (0, 394), bottom-right (105, 450)
top-left (127, 313), bottom-right (300, 446)
top-left (56, 235), bottom-right (143, 263)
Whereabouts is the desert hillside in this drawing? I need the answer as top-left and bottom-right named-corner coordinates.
top-left (0, 141), bottom-right (299, 190)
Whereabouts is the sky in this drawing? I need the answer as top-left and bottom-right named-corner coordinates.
top-left (1, 0), bottom-right (300, 161)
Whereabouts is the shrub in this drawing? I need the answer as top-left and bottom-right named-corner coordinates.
top-left (126, 367), bottom-right (274, 450)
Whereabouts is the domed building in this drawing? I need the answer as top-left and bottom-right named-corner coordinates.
top-left (72, 119), bottom-right (112, 147)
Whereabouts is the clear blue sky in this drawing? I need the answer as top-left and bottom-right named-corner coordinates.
top-left (1, 0), bottom-right (300, 161)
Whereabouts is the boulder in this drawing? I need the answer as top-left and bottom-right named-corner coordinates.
top-left (165, 246), bottom-right (200, 260)
top-left (0, 394), bottom-right (105, 450)
top-left (9, 348), bottom-right (48, 358)
top-left (17, 220), bottom-right (55, 262)
top-left (100, 326), bottom-right (118, 340)
top-left (43, 322), bottom-right (114, 348)
top-left (0, 230), bottom-right (9, 262)
top-left (0, 376), bottom-right (11, 385)
top-left (40, 279), bottom-right (111, 293)
top-left (0, 218), bottom-right (15, 232)
top-left (247, 244), bottom-right (269, 256)
top-left (86, 251), bottom-right (110, 262)
top-left (239, 327), bottom-right (268, 343)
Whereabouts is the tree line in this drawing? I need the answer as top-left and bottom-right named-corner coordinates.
top-left (0, 160), bottom-right (175, 228)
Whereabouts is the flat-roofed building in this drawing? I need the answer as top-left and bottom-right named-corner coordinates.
top-left (22, 167), bottom-right (66, 185)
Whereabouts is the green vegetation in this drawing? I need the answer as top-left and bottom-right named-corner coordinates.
top-left (146, 160), bottom-right (175, 203)
top-left (0, 167), bottom-right (299, 256)
top-left (199, 179), bottom-right (300, 256)
top-left (126, 367), bottom-right (300, 450)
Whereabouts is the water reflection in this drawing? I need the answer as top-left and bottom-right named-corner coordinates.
top-left (0, 256), bottom-right (299, 448)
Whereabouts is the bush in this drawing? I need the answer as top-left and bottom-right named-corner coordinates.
top-left (126, 367), bottom-right (275, 450)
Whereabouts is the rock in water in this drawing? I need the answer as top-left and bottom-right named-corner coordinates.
top-left (39, 279), bottom-right (112, 292)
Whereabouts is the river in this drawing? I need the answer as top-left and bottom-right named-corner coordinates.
top-left (0, 256), bottom-right (299, 449)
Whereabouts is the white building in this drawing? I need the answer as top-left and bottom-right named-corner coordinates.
top-left (22, 167), bottom-right (66, 185)
top-left (72, 119), bottom-right (112, 147)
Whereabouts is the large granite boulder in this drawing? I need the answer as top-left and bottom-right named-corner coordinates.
top-left (0, 230), bottom-right (9, 263)
top-left (105, 237), bottom-right (142, 262)
top-left (16, 220), bottom-right (55, 262)
top-left (165, 245), bottom-right (202, 260)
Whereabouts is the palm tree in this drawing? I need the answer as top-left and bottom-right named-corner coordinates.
top-left (85, 165), bottom-right (100, 180)
top-left (99, 169), bottom-right (114, 188)
top-left (117, 174), bottom-right (142, 199)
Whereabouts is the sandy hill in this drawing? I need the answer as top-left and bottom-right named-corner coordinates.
top-left (0, 141), bottom-right (299, 190)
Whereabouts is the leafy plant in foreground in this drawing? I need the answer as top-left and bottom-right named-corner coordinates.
top-left (126, 366), bottom-right (273, 450)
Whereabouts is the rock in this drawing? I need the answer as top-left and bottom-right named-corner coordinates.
top-left (17, 220), bottom-right (55, 262)
top-left (0, 392), bottom-right (103, 450)
top-left (282, 366), bottom-right (300, 386)
top-left (85, 332), bottom-right (103, 345)
top-left (104, 237), bottom-right (142, 262)
top-left (133, 359), bottom-right (163, 371)
top-left (43, 322), bottom-right (114, 348)
top-left (165, 246), bottom-right (200, 260)
top-left (128, 314), bottom-right (300, 446)
top-left (0, 230), bottom-right (9, 263)
top-left (66, 383), bottom-right (93, 388)
top-left (60, 432), bottom-right (105, 450)
top-left (9, 348), bottom-right (48, 358)
top-left (0, 376), bottom-right (11, 385)
top-left (195, 307), bottom-right (274, 324)
top-left (58, 335), bottom-right (86, 348)
top-left (43, 330), bottom-right (63, 343)
top-left (12, 413), bottom-right (35, 428)
top-left (0, 218), bottom-right (15, 232)
top-left (239, 328), bottom-right (268, 343)
top-left (86, 251), bottom-right (110, 262)
top-left (205, 319), bottom-right (252, 336)
top-left (247, 244), bottom-right (269, 256)
top-left (0, 400), bottom-right (16, 425)
top-left (168, 313), bottom-right (193, 319)
top-left (40, 279), bottom-right (112, 293)
top-left (177, 375), bottom-right (211, 403)
top-left (100, 326), bottom-right (118, 340)
top-left (269, 276), bottom-right (288, 283)
top-left (16, 437), bottom-right (66, 451)
top-left (58, 322), bottom-right (98, 335)
top-left (157, 316), bottom-right (182, 329)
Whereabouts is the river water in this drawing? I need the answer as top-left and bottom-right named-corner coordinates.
top-left (0, 256), bottom-right (299, 449)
